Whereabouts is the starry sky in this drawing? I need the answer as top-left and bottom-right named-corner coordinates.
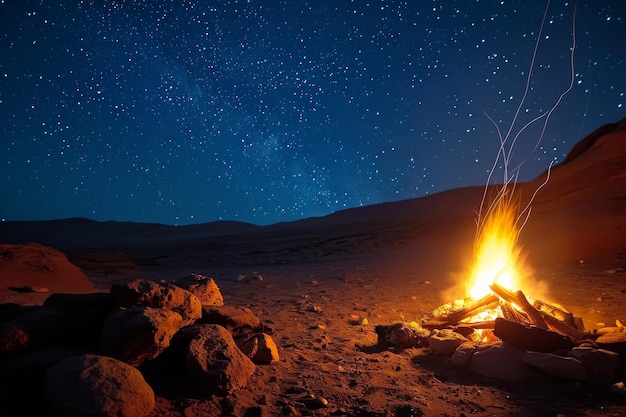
top-left (1, 1), bottom-right (624, 226)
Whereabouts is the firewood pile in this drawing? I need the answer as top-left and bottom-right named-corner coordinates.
top-left (422, 282), bottom-right (587, 346)
top-left (372, 281), bottom-right (626, 386)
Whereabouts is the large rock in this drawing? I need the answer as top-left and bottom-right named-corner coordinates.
top-left (43, 292), bottom-right (115, 348)
top-left (0, 243), bottom-right (93, 293)
top-left (44, 354), bottom-right (155, 417)
top-left (0, 345), bottom-right (86, 416)
top-left (450, 342), bottom-right (477, 369)
top-left (110, 279), bottom-right (201, 326)
top-left (468, 342), bottom-right (538, 382)
top-left (174, 273), bottom-right (224, 306)
top-left (521, 351), bottom-right (588, 381)
top-left (198, 305), bottom-right (263, 336)
top-left (593, 326), bottom-right (626, 367)
top-left (568, 346), bottom-right (619, 377)
top-left (0, 304), bottom-right (69, 353)
top-left (99, 307), bottom-right (183, 366)
top-left (186, 324), bottom-right (255, 395)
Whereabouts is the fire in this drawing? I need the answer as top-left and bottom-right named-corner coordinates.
top-left (467, 196), bottom-right (523, 300)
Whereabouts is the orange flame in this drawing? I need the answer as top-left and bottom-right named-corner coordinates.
top-left (467, 197), bottom-right (523, 300)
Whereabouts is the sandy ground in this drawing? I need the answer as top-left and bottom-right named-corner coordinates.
top-left (3, 251), bottom-right (626, 417)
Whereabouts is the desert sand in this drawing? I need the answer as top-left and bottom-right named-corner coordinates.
top-left (1, 118), bottom-right (626, 416)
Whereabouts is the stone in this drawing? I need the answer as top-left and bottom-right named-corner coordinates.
top-left (44, 354), bottom-right (155, 417)
top-left (238, 333), bottom-right (280, 364)
top-left (236, 272), bottom-right (264, 283)
top-left (199, 305), bottom-right (263, 336)
top-left (0, 345), bottom-right (86, 416)
top-left (468, 342), bottom-right (538, 382)
top-left (99, 306), bottom-right (183, 366)
top-left (186, 324), bottom-right (255, 395)
top-left (450, 341), bottom-right (477, 369)
top-left (593, 326), bottom-right (626, 368)
top-left (611, 382), bottom-right (626, 395)
top-left (110, 279), bottom-right (202, 326)
top-left (521, 351), bottom-right (588, 381)
top-left (0, 243), bottom-right (93, 293)
top-left (0, 304), bottom-right (69, 353)
top-left (43, 292), bottom-right (116, 348)
top-left (174, 273), bottom-right (224, 306)
top-left (374, 323), bottom-right (429, 348)
top-left (594, 326), bottom-right (626, 344)
top-left (427, 329), bottom-right (469, 356)
top-left (568, 346), bottom-right (619, 377)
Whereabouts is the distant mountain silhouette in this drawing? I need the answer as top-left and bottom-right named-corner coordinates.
top-left (1, 117), bottom-right (625, 266)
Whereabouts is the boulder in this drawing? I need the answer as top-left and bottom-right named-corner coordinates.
top-left (110, 279), bottom-right (201, 326)
top-left (450, 342), bottom-right (477, 369)
top-left (44, 354), bottom-right (155, 417)
top-left (593, 326), bottom-right (626, 367)
top-left (99, 307), bottom-right (183, 366)
top-left (427, 329), bottom-right (469, 356)
top-left (0, 304), bottom-right (69, 353)
top-left (468, 342), bottom-right (538, 382)
top-left (43, 292), bottom-right (115, 348)
top-left (568, 346), bottom-right (619, 377)
top-left (0, 243), bottom-right (93, 293)
top-left (0, 345), bottom-right (86, 416)
top-left (238, 333), bottom-right (280, 364)
top-left (521, 351), bottom-right (588, 381)
top-left (186, 324), bottom-right (255, 395)
top-left (174, 273), bottom-right (224, 306)
top-left (198, 305), bottom-right (263, 336)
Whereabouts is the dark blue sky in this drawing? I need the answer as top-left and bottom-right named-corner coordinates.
top-left (1, 1), bottom-right (624, 225)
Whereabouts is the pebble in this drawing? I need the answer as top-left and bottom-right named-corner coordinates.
top-left (306, 396), bottom-right (329, 409)
top-left (611, 381), bottom-right (626, 395)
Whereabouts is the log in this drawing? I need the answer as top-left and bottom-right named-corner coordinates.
top-left (494, 317), bottom-right (574, 352)
top-left (539, 311), bottom-right (587, 341)
top-left (500, 301), bottom-right (528, 325)
top-left (514, 290), bottom-right (548, 329)
top-left (455, 320), bottom-right (495, 330)
top-left (445, 294), bottom-right (499, 323)
top-left (423, 294), bottom-right (499, 328)
top-left (490, 283), bottom-right (547, 329)
top-left (532, 299), bottom-right (585, 331)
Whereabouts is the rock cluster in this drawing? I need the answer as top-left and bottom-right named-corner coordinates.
top-left (378, 317), bottom-right (624, 384)
top-left (0, 274), bottom-right (279, 417)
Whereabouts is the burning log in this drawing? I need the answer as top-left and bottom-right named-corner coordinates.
top-left (532, 299), bottom-right (585, 331)
top-left (490, 283), bottom-right (548, 329)
top-left (500, 301), bottom-right (527, 324)
top-left (538, 311), bottom-right (587, 341)
top-left (422, 293), bottom-right (499, 329)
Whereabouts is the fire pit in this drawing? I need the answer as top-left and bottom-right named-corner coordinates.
top-left (376, 187), bottom-right (626, 386)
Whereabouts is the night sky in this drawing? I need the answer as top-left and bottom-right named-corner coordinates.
top-left (1, 1), bottom-right (624, 226)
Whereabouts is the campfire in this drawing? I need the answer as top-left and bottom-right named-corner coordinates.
top-left (373, 189), bottom-right (623, 384)
top-left (423, 193), bottom-right (587, 346)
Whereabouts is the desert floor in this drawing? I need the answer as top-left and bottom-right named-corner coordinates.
top-left (5, 247), bottom-right (625, 417)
